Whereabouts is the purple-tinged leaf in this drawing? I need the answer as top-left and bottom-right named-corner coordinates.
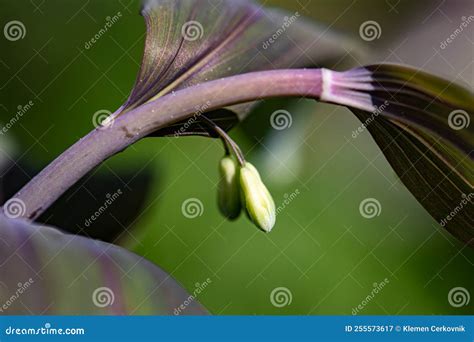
top-left (0, 215), bottom-right (208, 314)
top-left (353, 112), bottom-right (473, 245)
top-left (122, 0), bottom-right (361, 136)
top-left (320, 64), bottom-right (473, 245)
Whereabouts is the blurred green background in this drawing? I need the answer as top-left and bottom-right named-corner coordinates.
top-left (0, 0), bottom-right (472, 315)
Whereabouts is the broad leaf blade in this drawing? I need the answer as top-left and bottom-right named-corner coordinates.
top-left (0, 215), bottom-right (208, 314)
top-left (125, 0), bottom-right (362, 136)
top-left (365, 64), bottom-right (473, 156)
top-left (330, 64), bottom-right (473, 245)
top-left (353, 111), bottom-right (473, 245)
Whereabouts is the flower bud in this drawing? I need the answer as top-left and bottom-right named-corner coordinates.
top-left (240, 162), bottom-right (276, 232)
top-left (217, 156), bottom-right (241, 220)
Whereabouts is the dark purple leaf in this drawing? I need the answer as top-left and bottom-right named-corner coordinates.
top-left (122, 0), bottom-right (361, 137)
top-left (0, 215), bottom-right (208, 314)
top-left (320, 64), bottom-right (473, 245)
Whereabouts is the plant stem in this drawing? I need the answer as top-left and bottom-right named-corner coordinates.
top-left (200, 115), bottom-right (246, 166)
top-left (8, 68), bottom-right (330, 220)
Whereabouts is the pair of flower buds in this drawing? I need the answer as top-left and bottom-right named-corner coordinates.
top-left (217, 156), bottom-right (276, 232)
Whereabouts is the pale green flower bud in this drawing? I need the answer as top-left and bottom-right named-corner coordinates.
top-left (240, 162), bottom-right (276, 232)
top-left (217, 156), bottom-right (241, 220)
